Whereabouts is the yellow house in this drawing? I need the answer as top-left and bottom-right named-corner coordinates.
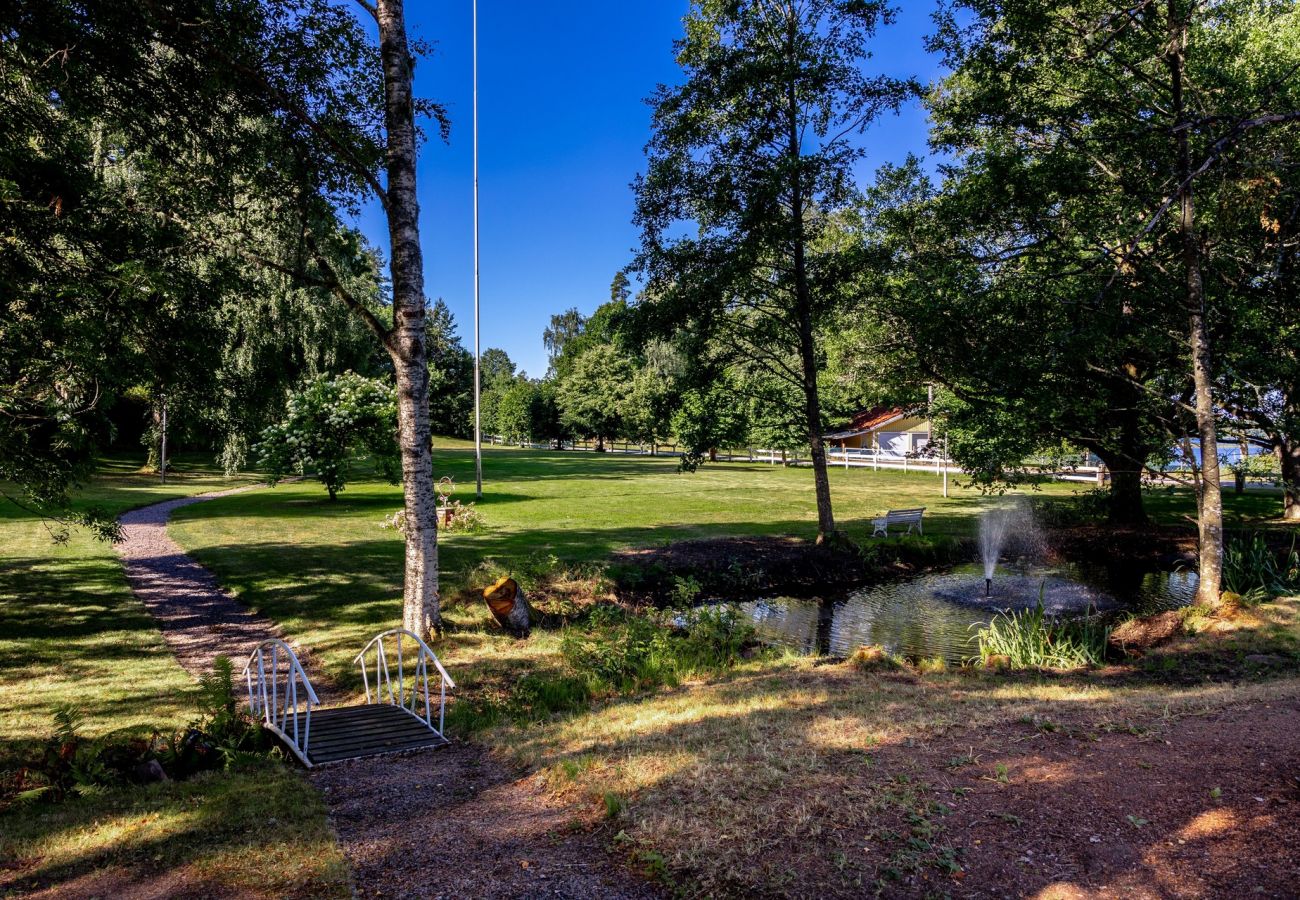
top-left (824, 407), bottom-right (933, 457)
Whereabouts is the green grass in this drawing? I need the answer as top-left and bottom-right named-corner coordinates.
top-left (0, 455), bottom-right (347, 896)
top-left (974, 600), bottom-right (1111, 669)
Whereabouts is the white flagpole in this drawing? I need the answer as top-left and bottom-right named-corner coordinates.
top-left (472, 0), bottom-right (483, 499)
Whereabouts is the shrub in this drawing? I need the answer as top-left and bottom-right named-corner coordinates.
top-left (973, 596), bottom-right (1109, 669)
top-left (255, 372), bottom-right (399, 500)
top-left (675, 603), bottom-right (755, 671)
top-left (561, 603), bottom-right (755, 696)
top-left (670, 574), bottom-right (702, 605)
top-left (561, 608), bottom-right (677, 693)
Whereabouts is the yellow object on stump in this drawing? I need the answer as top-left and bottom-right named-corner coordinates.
top-left (484, 575), bottom-right (531, 637)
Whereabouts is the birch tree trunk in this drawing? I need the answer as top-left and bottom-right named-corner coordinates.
top-left (1168, 1), bottom-right (1223, 605)
top-left (378, 0), bottom-right (439, 637)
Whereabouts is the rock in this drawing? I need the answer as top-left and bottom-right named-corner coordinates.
top-left (1109, 610), bottom-right (1183, 654)
top-left (133, 759), bottom-right (169, 783)
top-left (484, 576), bottom-right (531, 637)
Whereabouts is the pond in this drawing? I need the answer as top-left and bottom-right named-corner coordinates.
top-left (734, 562), bottom-right (1199, 664)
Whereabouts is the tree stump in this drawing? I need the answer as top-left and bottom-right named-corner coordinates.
top-left (484, 576), bottom-right (531, 637)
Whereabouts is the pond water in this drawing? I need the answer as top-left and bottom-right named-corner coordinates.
top-left (736, 563), bottom-right (1199, 664)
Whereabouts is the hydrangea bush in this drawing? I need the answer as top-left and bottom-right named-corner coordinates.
top-left (255, 372), bottom-right (400, 500)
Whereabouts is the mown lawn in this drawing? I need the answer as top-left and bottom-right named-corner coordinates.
top-left (6, 448), bottom-right (1293, 896)
top-left (0, 456), bottom-right (348, 898)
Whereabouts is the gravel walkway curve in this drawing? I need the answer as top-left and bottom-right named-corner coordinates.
top-left (115, 486), bottom-right (333, 695)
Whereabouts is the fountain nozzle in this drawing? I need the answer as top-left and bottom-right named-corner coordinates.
top-left (985, 577), bottom-right (992, 598)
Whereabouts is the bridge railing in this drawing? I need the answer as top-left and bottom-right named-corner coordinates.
top-left (354, 629), bottom-right (456, 739)
top-left (242, 639), bottom-right (319, 765)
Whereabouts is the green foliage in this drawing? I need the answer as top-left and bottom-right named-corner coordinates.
top-left (671, 381), bottom-right (750, 472)
top-left (562, 607), bottom-right (678, 693)
top-left (255, 372), bottom-right (399, 500)
top-left (426, 299), bottom-right (476, 439)
top-left (634, 0), bottom-right (914, 525)
top-left (1223, 534), bottom-right (1300, 604)
top-left (1028, 489), bottom-right (1113, 528)
top-left (670, 574), bottom-right (703, 606)
top-left (2, 659), bottom-right (272, 811)
top-left (558, 603), bottom-right (755, 700)
top-left (973, 598), bottom-right (1110, 670)
top-left (556, 343), bottom-right (635, 443)
top-left (495, 379), bottom-right (544, 445)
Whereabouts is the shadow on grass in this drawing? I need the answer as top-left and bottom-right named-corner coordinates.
top-left (510, 657), bottom-right (1300, 896)
top-left (0, 762), bottom-right (347, 898)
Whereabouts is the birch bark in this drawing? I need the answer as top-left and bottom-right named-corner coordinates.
top-left (378, 0), bottom-right (439, 636)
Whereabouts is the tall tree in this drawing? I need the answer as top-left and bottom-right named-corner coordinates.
top-left (556, 343), bottom-right (634, 450)
top-left (634, 0), bottom-right (913, 542)
top-left (543, 308), bottom-right (586, 370)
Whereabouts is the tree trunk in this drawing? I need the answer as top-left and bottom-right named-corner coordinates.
top-left (1278, 439), bottom-right (1300, 521)
top-left (784, 10), bottom-right (834, 542)
top-left (378, 0), bottom-right (438, 638)
top-left (1235, 434), bottom-right (1248, 494)
top-left (1094, 448), bottom-right (1146, 525)
top-left (1169, 2), bottom-right (1222, 605)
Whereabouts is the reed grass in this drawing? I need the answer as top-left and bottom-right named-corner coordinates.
top-left (973, 590), bottom-right (1110, 669)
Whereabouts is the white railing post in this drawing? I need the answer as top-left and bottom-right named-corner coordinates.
top-left (241, 640), bottom-right (319, 766)
top-left (354, 629), bottom-right (456, 741)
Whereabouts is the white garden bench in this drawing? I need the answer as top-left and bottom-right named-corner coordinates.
top-left (871, 507), bottom-right (925, 537)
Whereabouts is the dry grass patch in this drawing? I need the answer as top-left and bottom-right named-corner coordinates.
top-left (471, 651), bottom-right (1300, 895)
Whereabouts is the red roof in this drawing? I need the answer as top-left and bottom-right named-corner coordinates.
top-left (846, 406), bottom-right (905, 432)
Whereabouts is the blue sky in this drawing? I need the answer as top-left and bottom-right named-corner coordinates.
top-left (354, 2), bottom-right (948, 378)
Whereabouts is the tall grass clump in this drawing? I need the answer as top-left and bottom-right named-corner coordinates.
top-left (1223, 533), bottom-right (1300, 604)
top-left (561, 603), bottom-right (756, 695)
top-left (973, 595), bottom-right (1110, 670)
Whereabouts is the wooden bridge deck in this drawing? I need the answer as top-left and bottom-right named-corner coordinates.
top-left (305, 704), bottom-right (449, 766)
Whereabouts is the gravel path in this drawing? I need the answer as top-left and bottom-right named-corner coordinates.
top-left (115, 486), bottom-right (332, 695)
top-left (311, 743), bottom-right (661, 899)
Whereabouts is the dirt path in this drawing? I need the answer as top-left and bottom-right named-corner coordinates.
top-left (312, 743), bottom-right (659, 899)
top-left (834, 691), bottom-right (1300, 899)
top-left (935, 696), bottom-right (1300, 898)
top-left (115, 490), bottom-right (658, 900)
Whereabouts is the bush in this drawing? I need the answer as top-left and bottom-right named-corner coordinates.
top-left (675, 603), bottom-right (755, 670)
top-left (561, 603), bottom-right (755, 696)
top-left (255, 372), bottom-right (399, 500)
top-left (973, 597), bottom-right (1109, 669)
top-left (561, 607), bottom-right (677, 693)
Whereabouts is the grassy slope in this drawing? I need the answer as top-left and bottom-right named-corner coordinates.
top-left (0, 456), bottom-right (348, 897)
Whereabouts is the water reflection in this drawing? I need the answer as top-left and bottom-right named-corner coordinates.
top-left (737, 563), bottom-right (1199, 663)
